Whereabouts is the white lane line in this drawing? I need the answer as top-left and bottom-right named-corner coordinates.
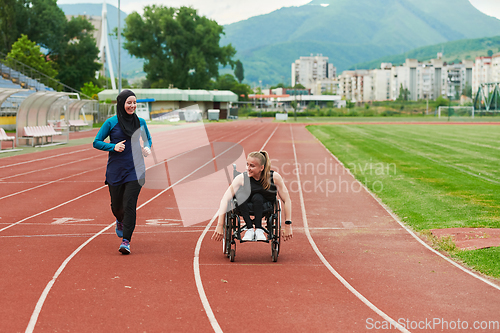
top-left (0, 167), bottom-right (102, 201)
top-left (0, 155), bottom-right (100, 181)
top-left (0, 148), bottom-right (92, 169)
top-left (313, 137), bottom-right (500, 292)
top-left (0, 186), bottom-right (106, 233)
top-left (194, 214), bottom-right (223, 333)
top-left (0, 181), bottom-right (102, 184)
top-left (25, 223), bottom-right (113, 333)
top-left (289, 125), bottom-right (410, 333)
top-left (260, 124), bottom-right (279, 151)
top-left (193, 123), bottom-right (278, 333)
top-left (2, 126), bottom-right (239, 233)
top-left (26, 124), bottom-right (263, 333)
top-left (0, 230), bottom-right (208, 238)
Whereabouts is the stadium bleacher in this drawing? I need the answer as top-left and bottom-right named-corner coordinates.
top-left (0, 75), bottom-right (22, 89)
top-left (0, 63), bottom-right (54, 92)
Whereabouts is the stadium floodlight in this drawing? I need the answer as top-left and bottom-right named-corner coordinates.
top-left (96, 0), bottom-right (116, 90)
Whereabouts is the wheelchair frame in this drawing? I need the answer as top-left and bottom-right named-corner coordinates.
top-left (222, 165), bottom-right (282, 262)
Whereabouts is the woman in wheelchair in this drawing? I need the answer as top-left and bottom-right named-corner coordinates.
top-left (212, 151), bottom-right (293, 242)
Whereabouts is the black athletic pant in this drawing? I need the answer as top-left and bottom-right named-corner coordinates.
top-left (237, 193), bottom-right (265, 229)
top-left (108, 180), bottom-right (142, 241)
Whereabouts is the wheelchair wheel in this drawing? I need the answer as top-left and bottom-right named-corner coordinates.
top-left (229, 249), bottom-right (235, 262)
top-left (270, 201), bottom-right (281, 262)
top-left (271, 246), bottom-right (278, 262)
top-left (223, 212), bottom-right (232, 256)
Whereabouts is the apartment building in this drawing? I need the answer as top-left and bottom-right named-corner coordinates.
top-left (442, 60), bottom-right (473, 99)
top-left (357, 65), bottom-right (391, 102)
top-left (492, 53), bottom-right (500, 83)
top-left (371, 64), bottom-right (392, 101)
top-left (338, 56), bottom-right (474, 102)
top-left (292, 54), bottom-right (337, 95)
top-left (472, 56), bottom-right (492, 95)
top-left (338, 70), bottom-right (369, 102)
top-left (390, 59), bottom-right (419, 101)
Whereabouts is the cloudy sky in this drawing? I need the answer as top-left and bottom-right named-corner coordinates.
top-left (55, 0), bottom-right (500, 25)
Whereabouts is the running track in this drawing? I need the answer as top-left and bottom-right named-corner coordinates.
top-left (1, 119), bottom-right (499, 332)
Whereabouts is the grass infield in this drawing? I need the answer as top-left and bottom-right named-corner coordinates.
top-left (277, 116), bottom-right (500, 123)
top-left (308, 124), bottom-right (500, 279)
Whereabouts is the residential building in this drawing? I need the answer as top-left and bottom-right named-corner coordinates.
top-left (371, 66), bottom-right (392, 101)
top-left (472, 56), bottom-right (492, 96)
top-left (315, 78), bottom-right (340, 96)
top-left (338, 56), bottom-right (474, 102)
top-left (492, 53), bottom-right (500, 84)
top-left (442, 61), bottom-right (473, 99)
top-left (338, 70), bottom-right (369, 102)
top-left (395, 59), bottom-right (418, 101)
top-left (292, 54), bottom-right (336, 95)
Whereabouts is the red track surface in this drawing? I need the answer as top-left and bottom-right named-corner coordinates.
top-left (1, 120), bottom-right (499, 332)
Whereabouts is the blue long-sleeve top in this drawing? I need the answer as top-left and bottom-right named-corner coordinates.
top-left (93, 115), bottom-right (152, 186)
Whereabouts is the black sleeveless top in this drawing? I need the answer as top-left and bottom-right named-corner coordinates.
top-left (244, 170), bottom-right (277, 202)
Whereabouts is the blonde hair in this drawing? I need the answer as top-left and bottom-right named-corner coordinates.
top-left (248, 151), bottom-right (271, 190)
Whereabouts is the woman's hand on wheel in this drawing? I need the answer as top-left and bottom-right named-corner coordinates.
top-left (282, 225), bottom-right (293, 241)
top-left (212, 224), bottom-right (224, 241)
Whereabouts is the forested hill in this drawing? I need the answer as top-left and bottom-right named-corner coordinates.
top-left (222, 0), bottom-right (500, 85)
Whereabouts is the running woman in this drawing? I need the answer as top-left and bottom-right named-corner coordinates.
top-left (93, 89), bottom-right (152, 254)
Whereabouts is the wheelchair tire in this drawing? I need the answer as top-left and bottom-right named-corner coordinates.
top-left (271, 242), bottom-right (279, 262)
top-left (229, 249), bottom-right (235, 262)
top-left (223, 212), bottom-right (232, 256)
top-left (270, 200), bottom-right (281, 261)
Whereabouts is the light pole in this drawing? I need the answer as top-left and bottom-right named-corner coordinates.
top-left (118, 0), bottom-right (121, 92)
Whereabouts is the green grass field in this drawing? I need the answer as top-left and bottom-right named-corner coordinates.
top-left (308, 124), bottom-right (500, 278)
top-left (276, 116), bottom-right (500, 123)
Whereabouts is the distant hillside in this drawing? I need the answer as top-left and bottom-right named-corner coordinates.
top-left (222, 0), bottom-right (500, 86)
top-left (350, 36), bottom-right (500, 70)
top-left (58, 3), bottom-right (145, 81)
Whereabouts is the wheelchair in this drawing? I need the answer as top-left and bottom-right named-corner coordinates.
top-left (222, 165), bottom-right (281, 262)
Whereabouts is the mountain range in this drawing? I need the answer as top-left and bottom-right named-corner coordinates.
top-left (221, 0), bottom-right (500, 85)
top-left (59, 0), bottom-right (500, 87)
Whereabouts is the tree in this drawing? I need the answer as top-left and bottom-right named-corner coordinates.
top-left (81, 81), bottom-right (103, 100)
top-left (270, 83), bottom-right (286, 89)
top-left (212, 74), bottom-right (252, 101)
top-left (462, 84), bottom-right (472, 98)
top-left (0, 0), bottom-right (66, 55)
top-left (234, 59), bottom-right (244, 83)
top-left (0, 2), bottom-right (100, 91)
top-left (6, 34), bottom-right (57, 78)
top-left (24, 0), bottom-right (67, 56)
top-left (56, 16), bottom-right (101, 90)
top-left (123, 6), bottom-right (236, 89)
top-left (434, 95), bottom-right (449, 108)
top-left (0, 0), bottom-right (27, 54)
top-left (397, 84), bottom-right (410, 101)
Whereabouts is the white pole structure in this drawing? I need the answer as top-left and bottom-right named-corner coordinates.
top-left (118, 0), bottom-right (121, 92)
top-left (97, 0), bottom-right (116, 90)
